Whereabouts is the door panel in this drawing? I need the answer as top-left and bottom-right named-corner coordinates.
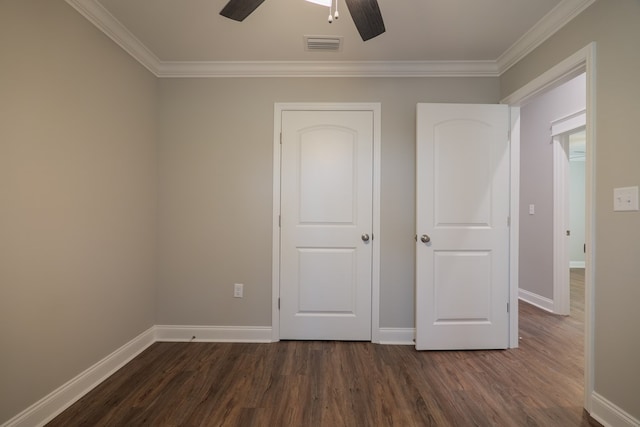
top-left (280, 110), bottom-right (373, 340)
top-left (434, 251), bottom-right (492, 322)
top-left (435, 120), bottom-right (492, 225)
top-left (416, 103), bottom-right (510, 350)
top-left (297, 248), bottom-right (356, 313)
top-left (299, 128), bottom-right (356, 224)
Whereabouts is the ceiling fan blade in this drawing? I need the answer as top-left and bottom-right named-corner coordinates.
top-left (220, 0), bottom-right (267, 21)
top-left (343, 0), bottom-right (385, 41)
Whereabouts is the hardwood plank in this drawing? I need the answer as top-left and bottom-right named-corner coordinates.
top-left (48, 270), bottom-right (600, 426)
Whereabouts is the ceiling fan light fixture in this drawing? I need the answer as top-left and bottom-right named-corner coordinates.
top-left (305, 0), bottom-right (339, 24)
top-left (305, 0), bottom-right (331, 7)
top-left (220, 0), bottom-right (385, 42)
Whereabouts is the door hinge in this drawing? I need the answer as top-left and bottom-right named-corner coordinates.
top-left (279, 215), bottom-right (281, 227)
top-left (507, 216), bottom-right (511, 227)
top-left (280, 133), bottom-right (282, 144)
top-left (278, 298), bottom-right (280, 310)
top-left (507, 302), bottom-right (510, 313)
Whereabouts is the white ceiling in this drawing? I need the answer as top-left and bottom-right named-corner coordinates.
top-left (66, 0), bottom-right (595, 77)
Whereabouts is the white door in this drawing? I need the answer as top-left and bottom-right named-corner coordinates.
top-left (552, 115), bottom-right (586, 316)
top-left (416, 103), bottom-right (510, 350)
top-left (279, 109), bottom-right (373, 340)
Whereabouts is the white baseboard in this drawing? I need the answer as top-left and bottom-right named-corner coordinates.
top-left (519, 288), bottom-right (555, 313)
top-left (2, 327), bottom-right (156, 427)
top-left (378, 328), bottom-right (415, 345)
top-left (1, 325), bottom-right (273, 426)
top-left (155, 325), bottom-right (273, 343)
top-left (27, 323), bottom-right (640, 427)
top-left (591, 392), bottom-right (640, 427)
top-left (570, 261), bottom-right (586, 268)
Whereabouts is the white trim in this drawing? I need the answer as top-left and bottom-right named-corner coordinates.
top-left (157, 60), bottom-right (499, 78)
top-left (371, 105), bottom-right (382, 344)
top-left (583, 43), bottom-right (597, 413)
top-left (496, 0), bottom-right (596, 74)
top-left (518, 289), bottom-right (555, 313)
top-left (271, 105), bottom-right (282, 342)
top-left (501, 45), bottom-right (591, 106)
top-left (64, 0), bottom-right (161, 75)
top-left (378, 328), bottom-right (415, 345)
top-left (553, 134), bottom-right (571, 316)
top-left (8, 322), bottom-right (628, 427)
top-left (272, 103), bottom-right (381, 343)
top-left (154, 325), bottom-right (273, 343)
top-left (509, 107), bottom-right (521, 348)
top-left (65, 0), bottom-right (592, 78)
top-left (1, 327), bottom-right (155, 427)
top-left (591, 392), bottom-right (640, 427)
top-left (62, 0), bottom-right (499, 79)
top-left (551, 109), bottom-right (587, 136)
top-left (501, 42), bottom-right (596, 414)
top-left (570, 261), bottom-right (585, 268)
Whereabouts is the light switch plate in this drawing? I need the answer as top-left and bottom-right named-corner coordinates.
top-left (234, 283), bottom-right (244, 298)
top-left (613, 186), bottom-right (639, 211)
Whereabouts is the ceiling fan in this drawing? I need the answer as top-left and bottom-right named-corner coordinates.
top-left (219, 0), bottom-right (385, 41)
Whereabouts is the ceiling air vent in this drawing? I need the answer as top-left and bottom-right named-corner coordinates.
top-left (304, 36), bottom-right (343, 52)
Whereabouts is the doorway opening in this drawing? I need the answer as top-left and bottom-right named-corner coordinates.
top-left (567, 131), bottom-right (587, 324)
top-left (553, 121), bottom-right (586, 316)
top-left (520, 73), bottom-right (588, 407)
top-left (567, 130), bottom-right (587, 325)
top-left (502, 43), bottom-right (595, 411)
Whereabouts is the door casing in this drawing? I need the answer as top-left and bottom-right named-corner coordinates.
top-left (272, 103), bottom-right (381, 343)
top-left (502, 42), bottom-right (596, 412)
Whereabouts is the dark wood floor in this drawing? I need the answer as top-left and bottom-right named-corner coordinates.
top-left (48, 269), bottom-right (595, 426)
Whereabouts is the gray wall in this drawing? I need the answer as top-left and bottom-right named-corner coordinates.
top-left (156, 77), bottom-right (500, 328)
top-left (0, 1), bottom-right (158, 422)
top-left (501, 0), bottom-right (640, 419)
top-left (4, 0), bottom-right (639, 424)
top-left (519, 74), bottom-right (585, 299)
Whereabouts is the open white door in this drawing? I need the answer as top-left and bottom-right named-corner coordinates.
top-left (279, 109), bottom-right (373, 340)
top-left (552, 110), bottom-right (586, 316)
top-left (416, 103), bottom-right (510, 350)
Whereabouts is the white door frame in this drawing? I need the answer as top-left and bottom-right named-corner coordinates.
top-left (272, 102), bottom-right (382, 343)
top-left (501, 43), bottom-right (596, 412)
top-left (552, 110), bottom-right (586, 316)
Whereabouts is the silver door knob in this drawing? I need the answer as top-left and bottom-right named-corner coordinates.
top-left (420, 234), bottom-right (431, 243)
top-left (361, 234), bottom-right (370, 242)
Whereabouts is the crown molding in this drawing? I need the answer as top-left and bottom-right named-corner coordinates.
top-left (156, 60), bottom-right (499, 78)
top-left (63, 0), bottom-right (498, 77)
top-left (66, 0), bottom-right (592, 78)
top-left (496, 0), bottom-right (597, 74)
top-left (65, 0), bottom-right (161, 74)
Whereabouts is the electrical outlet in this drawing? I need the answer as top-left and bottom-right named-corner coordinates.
top-left (234, 283), bottom-right (243, 298)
